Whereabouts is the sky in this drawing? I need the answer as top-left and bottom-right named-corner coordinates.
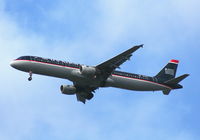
top-left (0, 0), bottom-right (200, 139)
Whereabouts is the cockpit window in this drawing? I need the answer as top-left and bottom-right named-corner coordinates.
top-left (16, 56), bottom-right (81, 69)
top-left (17, 56), bottom-right (31, 60)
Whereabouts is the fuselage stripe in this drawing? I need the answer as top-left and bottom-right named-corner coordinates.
top-left (112, 74), bottom-right (172, 89)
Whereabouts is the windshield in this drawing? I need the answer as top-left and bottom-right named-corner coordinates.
top-left (16, 56), bottom-right (31, 60)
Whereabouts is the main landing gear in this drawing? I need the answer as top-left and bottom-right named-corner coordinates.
top-left (28, 71), bottom-right (32, 81)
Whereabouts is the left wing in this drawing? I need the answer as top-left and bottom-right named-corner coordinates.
top-left (96, 45), bottom-right (143, 80)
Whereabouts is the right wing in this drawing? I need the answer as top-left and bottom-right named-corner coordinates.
top-left (96, 45), bottom-right (143, 80)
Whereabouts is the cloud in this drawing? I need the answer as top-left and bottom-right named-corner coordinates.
top-left (0, 0), bottom-right (199, 140)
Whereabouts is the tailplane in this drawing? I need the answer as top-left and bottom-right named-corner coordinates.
top-left (164, 74), bottom-right (189, 85)
top-left (162, 74), bottom-right (189, 95)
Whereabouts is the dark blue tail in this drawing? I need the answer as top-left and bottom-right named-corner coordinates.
top-left (155, 60), bottom-right (179, 82)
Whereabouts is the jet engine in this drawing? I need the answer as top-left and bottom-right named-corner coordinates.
top-left (80, 65), bottom-right (96, 77)
top-left (60, 85), bottom-right (76, 95)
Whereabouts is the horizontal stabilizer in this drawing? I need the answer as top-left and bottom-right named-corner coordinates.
top-left (164, 74), bottom-right (189, 84)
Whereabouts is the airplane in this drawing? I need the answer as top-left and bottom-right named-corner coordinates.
top-left (10, 45), bottom-right (189, 103)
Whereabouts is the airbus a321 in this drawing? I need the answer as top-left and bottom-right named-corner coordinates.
top-left (10, 45), bottom-right (189, 103)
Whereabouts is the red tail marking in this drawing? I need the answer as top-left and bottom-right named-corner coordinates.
top-left (170, 59), bottom-right (179, 64)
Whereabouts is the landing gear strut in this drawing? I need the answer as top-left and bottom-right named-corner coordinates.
top-left (28, 71), bottom-right (32, 81)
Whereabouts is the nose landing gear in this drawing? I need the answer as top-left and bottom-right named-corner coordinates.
top-left (28, 71), bottom-right (32, 81)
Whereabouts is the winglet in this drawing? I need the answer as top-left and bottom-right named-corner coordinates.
top-left (139, 44), bottom-right (144, 48)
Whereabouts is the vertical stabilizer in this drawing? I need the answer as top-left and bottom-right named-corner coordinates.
top-left (155, 60), bottom-right (179, 82)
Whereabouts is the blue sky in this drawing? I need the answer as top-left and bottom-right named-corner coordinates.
top-left (0, 0), bottom-right (200, 139)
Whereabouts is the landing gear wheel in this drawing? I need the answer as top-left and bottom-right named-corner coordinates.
top-left (28, 77), bottom-right (32, 81)
top-left (28, 71), bottom-right (32, 81)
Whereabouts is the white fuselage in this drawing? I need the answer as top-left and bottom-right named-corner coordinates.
top-left (10, 60), bottom-right (172, 92)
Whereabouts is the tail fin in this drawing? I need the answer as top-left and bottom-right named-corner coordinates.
top-left (156, 60), bottom-right (189, 95)
top-left (155, 59), bottom-right (179, 82)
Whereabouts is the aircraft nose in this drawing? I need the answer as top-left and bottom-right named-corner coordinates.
top-left (10, 60), bottom-right (30, 71)
top-left (10, 61), bottom-right (17, 68)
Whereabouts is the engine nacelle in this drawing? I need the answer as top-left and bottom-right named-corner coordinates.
top-left (80, 65), bottom-right (96, 77)
top-left (60, 85), bottom-right (76, 95)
